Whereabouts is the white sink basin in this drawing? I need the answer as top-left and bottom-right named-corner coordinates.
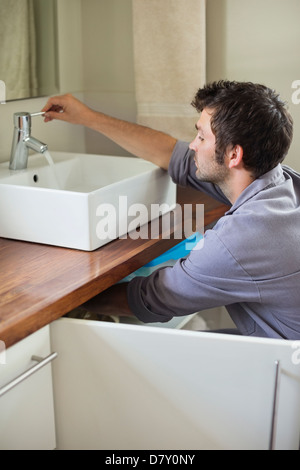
top-left (0, 152), bottom-right (176, 251)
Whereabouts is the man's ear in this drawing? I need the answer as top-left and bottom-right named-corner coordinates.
top-left (227, 144), bottom-right (244, 169)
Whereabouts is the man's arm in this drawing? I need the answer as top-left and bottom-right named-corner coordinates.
top-left (42, 94), bottom-right (177, 170)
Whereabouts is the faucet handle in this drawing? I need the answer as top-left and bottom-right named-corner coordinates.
top-left (13, 111), bottom-right (45, 131)
top-left (13, 112), bottom-right (31, 131)
top-left (30, 112), bottom-right (46, 117)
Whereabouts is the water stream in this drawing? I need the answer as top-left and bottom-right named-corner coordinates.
top-left (43, 150), bottom-right (61, 189)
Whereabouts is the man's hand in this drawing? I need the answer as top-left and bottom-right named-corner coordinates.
top-left (42, 93), bottom-right (96, 127)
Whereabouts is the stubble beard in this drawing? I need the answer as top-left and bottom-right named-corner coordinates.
top-left (195, 153), bottom-right (229, 186)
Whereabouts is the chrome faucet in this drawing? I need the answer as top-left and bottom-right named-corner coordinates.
top-left (9, 112), bottom-right (48, 170)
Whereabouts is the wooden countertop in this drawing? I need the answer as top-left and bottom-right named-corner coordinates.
top-left (0, 186), bottom-right (229, 348)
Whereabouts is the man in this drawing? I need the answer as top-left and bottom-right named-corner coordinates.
top-left (42, 81), bottom-right (300, 339)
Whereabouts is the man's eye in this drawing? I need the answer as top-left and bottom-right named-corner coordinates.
top-left (198, 135), bottom-right (204, 141)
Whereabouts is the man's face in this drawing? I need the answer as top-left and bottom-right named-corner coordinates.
top-left (189, 108), bottom-right (229, 184)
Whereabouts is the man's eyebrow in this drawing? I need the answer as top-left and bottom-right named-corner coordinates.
top-left (195, 124), bottom-right (204, 133)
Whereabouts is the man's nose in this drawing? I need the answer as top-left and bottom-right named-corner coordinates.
top-left (189, 137), bottom-right (198, 152)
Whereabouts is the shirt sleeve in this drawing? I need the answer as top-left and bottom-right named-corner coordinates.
top-left (127, 229), bottom-right (261, 323)
top-left (168, 140), bottom-right (231, 205)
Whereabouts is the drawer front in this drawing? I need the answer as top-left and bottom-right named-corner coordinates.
top-left (0, 326), bottom-right (56, 450)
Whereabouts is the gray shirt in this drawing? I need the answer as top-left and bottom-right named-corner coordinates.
top-left (127, 141), bottom-right (300, 339)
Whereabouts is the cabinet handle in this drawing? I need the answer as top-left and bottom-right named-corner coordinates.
top-left (269, 360), bottom-right (281, 450)
top-left (0, 352), bottom-right (58, 398)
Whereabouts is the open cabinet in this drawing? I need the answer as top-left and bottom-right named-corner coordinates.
top-left (50, 318), bottom-right (300, 450)
top-left (1, 318), bottom-right (299, 450)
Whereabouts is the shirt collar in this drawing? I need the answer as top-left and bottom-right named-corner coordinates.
top-left (225, 164), bottom-right (285, 214)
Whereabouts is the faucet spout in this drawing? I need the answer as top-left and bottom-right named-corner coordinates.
top-left (9, 112), bottom-right (48, 171)
top-left (25, 136), bottom-right (48, 154)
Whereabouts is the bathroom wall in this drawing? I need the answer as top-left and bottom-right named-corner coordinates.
top-left (1, 0), bottom-right (299, 168)
top-left (81, 0), bottom-right (136, 157)
top-left (80, 0), bottom-right (300, 169)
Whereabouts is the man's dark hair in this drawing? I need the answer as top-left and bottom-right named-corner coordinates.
top-left (191, 80), bottom-right (293, 178)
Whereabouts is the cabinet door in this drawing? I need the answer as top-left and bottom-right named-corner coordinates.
top-left (50, 318), bottom-right (300, 450)
top-left (0, 326), bottom-right (56, 450)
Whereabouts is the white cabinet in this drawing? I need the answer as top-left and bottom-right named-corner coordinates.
top-left (50, 318), bottom-right (300, 450)
top-left (3, 319), bottom-right (299, 450)
top-left (0, 326), bottom-right (56, 450)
